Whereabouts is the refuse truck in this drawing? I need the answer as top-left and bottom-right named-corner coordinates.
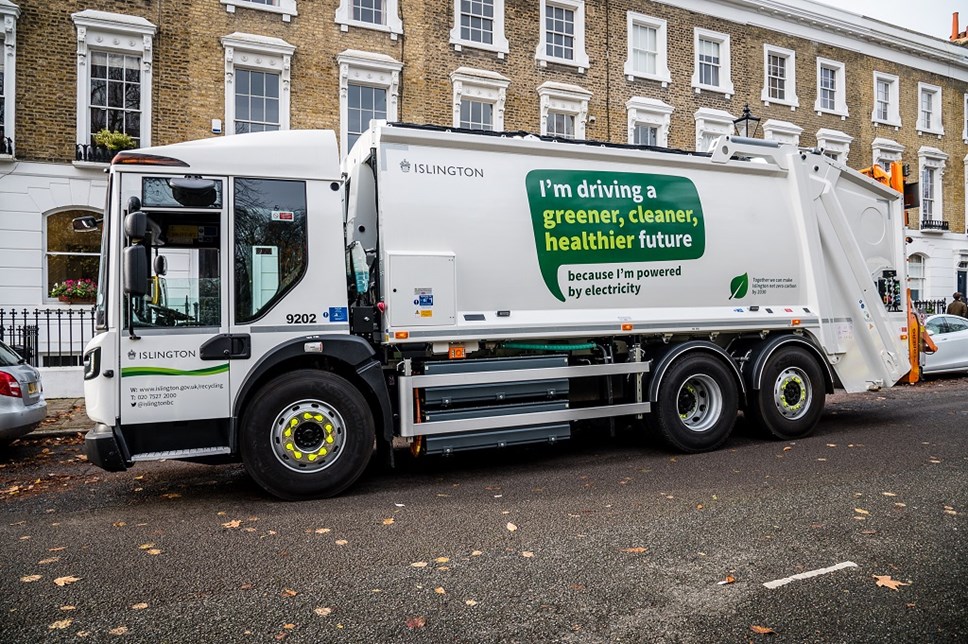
top-left (78, 122), bottom-right (910, 499)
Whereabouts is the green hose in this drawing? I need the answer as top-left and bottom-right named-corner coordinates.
top-left (501, 341), bottom-right (597, 351)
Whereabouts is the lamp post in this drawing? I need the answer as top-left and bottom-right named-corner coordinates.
top-left (733, 103), bottom-right (761, 138)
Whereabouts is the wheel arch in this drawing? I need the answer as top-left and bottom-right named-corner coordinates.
top-left (232, 335), bottom-right (393, 450)
top-left (647, 341), bottom-right (746, 406)
top-left (742, 334), bottom-right (834, 395)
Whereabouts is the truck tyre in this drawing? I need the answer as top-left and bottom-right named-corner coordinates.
top-left (240, 370), bottom-right (374, 500)
top-left (650, 354), bottom-right (739, 453)
top-left (748, 346), bottom-right (825, 440)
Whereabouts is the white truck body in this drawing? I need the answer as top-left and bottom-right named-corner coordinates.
top-left (81, 123), bottom-right (909, 499)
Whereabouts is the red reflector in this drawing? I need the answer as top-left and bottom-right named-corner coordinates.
top-left (113, 152), bottom-right (189, 167)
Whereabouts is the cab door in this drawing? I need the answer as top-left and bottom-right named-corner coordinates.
top-left (117, 173), bottom-right (234, 427)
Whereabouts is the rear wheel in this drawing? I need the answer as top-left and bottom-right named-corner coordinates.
top-left (649, 353), bottom-right (739, 453)
top-left (241, 370), bottom-right (374, 500)
top-left (748, 346), bottom-right (825, 440)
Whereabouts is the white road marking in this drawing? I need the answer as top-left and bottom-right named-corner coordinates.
top-left (763, 561), bottom-right (858, 589)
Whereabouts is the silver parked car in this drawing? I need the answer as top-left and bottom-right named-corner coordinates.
top-left (923, 314), bottom-right (968, 375)
top-left (0, 340), bottom-right (47, 444)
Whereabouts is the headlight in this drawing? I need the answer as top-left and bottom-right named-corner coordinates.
top-left (83, 347), bottom-right (101, 380)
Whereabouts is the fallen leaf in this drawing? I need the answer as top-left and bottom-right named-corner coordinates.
top-left (314, 528), bottom-right (331, 534)
top-left (20, 575), bottom-right (42, 583)
top-left (521, 551), bottom-right (534, 558)
top-left (782, 446), bottom-right (792, 452)
top-left (161, 492), bottom-right (181, 499)
top-left (335, 539), bottom-right (348, 546)
top-left (314, 607), bottom-right (333, 617)
top-left (382, 518), bottom-right (395, 525)
top-left (718, 575), bottom-right (736, 585)
top-left (284, 623), bottom-right (296, 630)
top-left (48, 546), bottom-right (66, 552)
top-left (281, 588), bottom-right (299, 597)
top-left (434, 587), bottom-right (446, 594)
top-left (38, 557), bottom-right (60, 565)
top-left (854, 508), bottom-right (870, 515)
top-left (49, 619), bottom-right (72, 630)
top-left (240, 583), bottom-right (254, 590)
top-left (411, 561), bottom-right (428, 568)
top-left (471, 550), bottom-right (483, 556)
top-left (873, 575), bottom-right (910, 591)
top-left (405, 616), bottom-right (426, 629)
top-left (695, 504), bottom-right (704, 510)
top-left (435, 557), bottom-right (449, 564)
top-left (620, 547), bottom-right (647, 553)
top-left (222, 520), bottom-right (242, 529)
top-left (112, 521), bottom-right (126, 528)
top-left (109, 626), bottom-right (128, 636)
top-left (137, 543), bottom-right (155, 550)
top-left (882, 492), bottom-right (896, 497)
top-left (131, 603), bottom-right (148, 610)
top-left (146, 549), bottom-right (162, 556)
top-left (465, 599), bottom-right (478, 606)
top-left (60, 605), bottom-right (76, 611)
top-left (751, 625), bottom-right (776, 634)
top-left (54, 576), bottom-right (81, 586)
top-left (506, 522), bottom-right (518, 532)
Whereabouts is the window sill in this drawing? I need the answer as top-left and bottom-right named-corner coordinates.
top-left (625, 71), bottom-right (671, 87)
top-left (221, 0), bottom-right (297, 23)
top-left (917, 128), bottom-right (944, 138)
top-left (450, 39), bottom-right (508, 59)
top-left (692, 83), bottom-right (734, 99)
top-left (761, 97), bottom-right (799, 110)
top-left (535, 55), bottom-right (588, 74)
top-left (872, 118), bottom-right (901, 129)
top-left (815, 108), bottom-right (848, 119)
top-left (338, 19), bottom-right (402, 40)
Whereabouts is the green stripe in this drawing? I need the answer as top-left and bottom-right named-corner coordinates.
top-left (121, 363), bottom-right (229, 378)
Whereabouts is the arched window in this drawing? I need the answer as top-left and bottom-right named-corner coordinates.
top-left (907, 253), bottom-right (925, 301)
top-left (46, 209), bottom-right (100, 301)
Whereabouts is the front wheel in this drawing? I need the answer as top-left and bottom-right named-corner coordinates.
top-left (649, 353), bottom-right (739, 453)
top-left (748, 346), bottom-right (825, 440)
top-left (240, 370), bottom-right (374, 500)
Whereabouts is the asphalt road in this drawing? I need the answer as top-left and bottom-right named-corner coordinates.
top-left (2, 377), bottom-right (966, 643)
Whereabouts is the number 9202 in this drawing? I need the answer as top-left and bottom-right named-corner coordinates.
top-left (286, 313), bottom-right (317, 324)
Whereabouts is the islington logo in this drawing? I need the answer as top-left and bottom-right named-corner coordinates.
top-left (400, 159), bottom-right (484, 178)
top-left (127, 349), bottom-right (198, 360)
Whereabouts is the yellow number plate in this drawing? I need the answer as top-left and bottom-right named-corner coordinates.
top-left (27, 382), bottom-right (38, 395)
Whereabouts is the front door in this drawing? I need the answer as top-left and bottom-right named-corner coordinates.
top-left (118, 173), bottom-right (233, 426)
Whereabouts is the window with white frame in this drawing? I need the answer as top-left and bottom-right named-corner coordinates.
top-left (871, 72), bottom-right (900, 127)
top-left (816, 128), bottom-right (852, 163)
top-left (335, 0), bottom-right (403, 40)
top-left (963, 93), bottom-right (968, 142)
top-left (814, 58), bottom-right (847, 117)
top-left (337, 50), bottom-right (402, 155)
top-left (449, 1), bottom-right (509, 57)
top-left (694, 107), bottom-right (734, 152)
top-left (762, 119), bottom-right (802, 146)
top-left (626, 97), bottom-right (672, 148)
top-left (537, 81), bottom-right (591, 140)
top-left (221, 33), bottom-right (294, 135)
top-left (220, 0), bottom-right (298, 23)
top-left (0, 0), bottom-right (17, 156)
top-left (624, 13), bottom-right (670, 86)
top-left (917, 82), bottom-right (943, 136)
top-left (918, 146), bottom-right (947, 223)
top-left (535, 1), bottom-right (589, 72)
top-left (761, 45), bottom-right (797, 109)
top-left (451, 67), bottom-right (509, 131)
top-left (72, 10), bottom-right (156, 155)
top-left (907, 254), bottom-right (925, 300)
top-left (692, 28), bottom-right (733, 97)
top-left (872, 138), bottom-right (903, 173)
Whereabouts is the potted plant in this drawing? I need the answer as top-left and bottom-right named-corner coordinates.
top-left (50, 278), bottom-right (97, 304)
top-left (93, 129), bottom-right (137, 153)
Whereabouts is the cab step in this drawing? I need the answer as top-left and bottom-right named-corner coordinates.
top-left (131, 446), bottom-right (232, 462)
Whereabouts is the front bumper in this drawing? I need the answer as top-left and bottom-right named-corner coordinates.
top-left (84, 423), bottom-right (129, 471)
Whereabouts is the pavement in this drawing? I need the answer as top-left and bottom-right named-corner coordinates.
top-left (27, 397), bottom-right (91, 438)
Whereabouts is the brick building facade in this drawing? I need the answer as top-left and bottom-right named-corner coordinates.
top-left (1, 0), bottom-right (966, 312)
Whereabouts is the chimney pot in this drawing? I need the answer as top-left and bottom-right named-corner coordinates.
top-left (953, 12), bottom-right (960, 40)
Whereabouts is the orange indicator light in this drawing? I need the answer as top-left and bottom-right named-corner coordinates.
top-left (621, 323), bottom-right (634, 332)
top-left (394, 331), bottom-right (410, 340)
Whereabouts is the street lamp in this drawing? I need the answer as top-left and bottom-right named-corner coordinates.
top-left (733, 103), bottom-right (761, 138)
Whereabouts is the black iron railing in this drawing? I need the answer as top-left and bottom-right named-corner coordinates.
top-left (0, 307), bottom-right (97, 368)
top-left (0, 136), bottom-right (13, 156)
top-left (75, 143), bottom-right (116, 164)
top-left (913, 299), bottom-right (947, 315)
top-left (920, 219), bottom-right (949, 231)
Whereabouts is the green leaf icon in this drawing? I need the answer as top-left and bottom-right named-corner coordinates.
top-left (729, 273), bottom-right (749, 300)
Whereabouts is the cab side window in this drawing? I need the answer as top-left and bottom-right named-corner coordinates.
top-left (234, 179), bottom-right (308, 323)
